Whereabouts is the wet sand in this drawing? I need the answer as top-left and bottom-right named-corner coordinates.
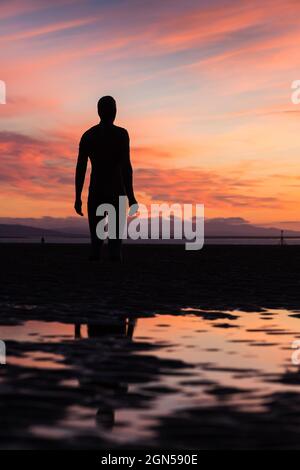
top-left (0, 244), bottom-right (300, 449)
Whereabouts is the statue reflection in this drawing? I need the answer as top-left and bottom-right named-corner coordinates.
top-left (74, 317), bottom-right (136, 431)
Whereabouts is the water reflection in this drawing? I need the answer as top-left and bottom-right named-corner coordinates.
top-left (74, 318), bottom-right (136, 431)
top-left (1, 309), bottom-right (300, 448)
top-left (74, 317), bottom-right (136, 340)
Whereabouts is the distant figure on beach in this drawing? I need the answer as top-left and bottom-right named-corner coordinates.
top-left (74, 96), bottom-right (137, 261)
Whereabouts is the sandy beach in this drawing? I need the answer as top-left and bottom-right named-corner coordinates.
top-left (1, 243), bottom-right (300, 449)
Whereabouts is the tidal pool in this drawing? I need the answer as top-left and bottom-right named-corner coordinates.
top-left (1, 309), bottom-right (300, 449)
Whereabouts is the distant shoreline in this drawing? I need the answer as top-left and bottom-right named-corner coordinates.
top-left (1, 238), bottom-right (300, 245)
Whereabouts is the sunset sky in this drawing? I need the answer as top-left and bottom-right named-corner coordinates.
top-left (1, 0), bottom-right (300, 228)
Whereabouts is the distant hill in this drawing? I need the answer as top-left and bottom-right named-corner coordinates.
top-left (0, 224), bottom-right (84, 238)
top-left (0, 218), bottom-right (299, 240)
top-left (204, 218), bottom-right (300, 237)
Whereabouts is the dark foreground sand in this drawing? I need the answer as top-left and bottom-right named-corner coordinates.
top-left (0, 244), bottom-right (300, 449)
top-left (1, 243), bottom-right (300, 320)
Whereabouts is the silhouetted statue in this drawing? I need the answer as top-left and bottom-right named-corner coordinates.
top-left (75, 96), bottom-right (137, 261)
